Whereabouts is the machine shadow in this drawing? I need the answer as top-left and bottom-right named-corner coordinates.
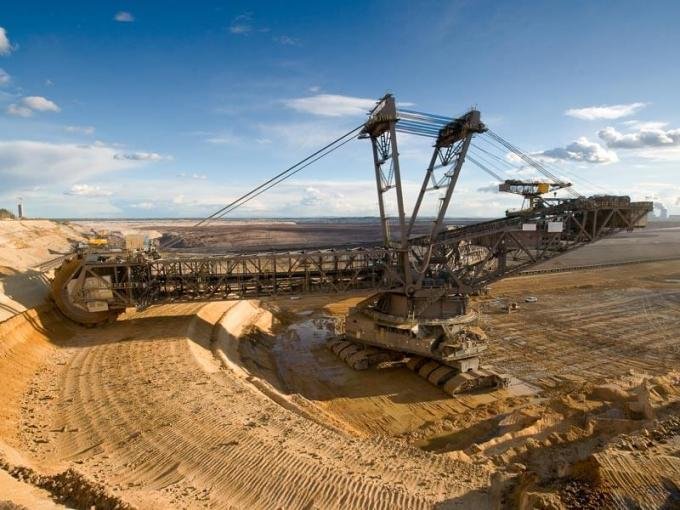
top-left (1, 268), bottom-right (52, 311)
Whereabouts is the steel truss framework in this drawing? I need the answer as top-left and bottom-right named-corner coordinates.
top-left (53, 94), bottom-right (653, 323)
top-left (74, 248), bottom-right (389, 312)
top-left (67, 197), bottom-right (651, 314)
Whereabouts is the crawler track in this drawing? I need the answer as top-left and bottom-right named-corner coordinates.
top-left (327, 336), bottom-right (508, 395)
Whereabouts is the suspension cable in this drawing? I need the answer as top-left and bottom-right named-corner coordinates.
top-left (194, 124), bottom-right (363, 227)
top-left (214, 133), bottom-right (359, 219)
top-left (481, 133), bottom-right (614, 196)
top-left (468, 146), bottom-right (518, 177)
top-left (485, 130), bottom-right (565, 184)
top-left (467, 155), bottom-right (504, 181)
top-left (484, 130), bottom-right (583, 198)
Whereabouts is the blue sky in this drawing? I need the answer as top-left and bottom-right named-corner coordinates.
top-left (1, 1), bottom-right (679, 218)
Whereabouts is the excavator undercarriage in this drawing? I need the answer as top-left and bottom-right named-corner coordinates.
top-left (328, 291), bottom-right (509, 393)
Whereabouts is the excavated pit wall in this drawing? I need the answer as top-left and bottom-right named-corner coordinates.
top-left (0, 301), bottom-right (497, 509)
top-left (0, 308), bottom-right (133, 509)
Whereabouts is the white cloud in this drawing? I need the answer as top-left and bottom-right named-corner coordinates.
top-left (565, 102), bottom-right (646, 120)
top-left (6, 104), bottom-right (32, 117)
top-left (635, 147), bottom-right (680, 162)
top-left (177, 172), bottom-right (207, 180)
top-left (598, 125), bottom-right (680, 149)
top-left (0, 140), bottom-right (141, 183)
top-left (205, 133), bottom-right (244, 145)
top-left (22, 96), bottom-right (60, 112)
top-left (65, 184), bottom-right (112, 197)
top-left (0, 27), bottom-right (14, 56)
top-left (477, 183), bottom-right (500, 193)
top-left (113, 151), bottom-right (171, 161)
top-left (0, 68), bottom-right (9, 85)
top-left (131, 201), bottom-right (154, 210)
top-left (540, 137), bottom-right (618, 164)
top-left (621, 120), bottom-right (668, 130)
top-left (284, 94), bottom-right (376, 117)
top-left (275, 35), bottom-right (300, 46)
top-left (65, 125), bottom-right (95, 135)
top-left (114, 11), bottom-right (134, 22)
top-left (229, 14), bottom-right (253, 34)
top-left (299, 187), bottom-right (326, 207)
top-left (7, 96), bottom-right (61, 116)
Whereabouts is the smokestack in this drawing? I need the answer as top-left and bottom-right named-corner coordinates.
top-left (653, 202), bottom-right (668, 220)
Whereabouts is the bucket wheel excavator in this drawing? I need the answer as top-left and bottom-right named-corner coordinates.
top-left (50, 94), bottom-right (652, 395)
top-left (327, 96), bottom-right (505, 392)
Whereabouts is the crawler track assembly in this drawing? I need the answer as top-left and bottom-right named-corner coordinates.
top-left (327, 335), bottom-right (509, 395)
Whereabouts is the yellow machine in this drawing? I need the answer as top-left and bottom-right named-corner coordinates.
top-left (87, 230), bottom-right (109, 247)
top-left (536, 182), bottom-right (550, 194)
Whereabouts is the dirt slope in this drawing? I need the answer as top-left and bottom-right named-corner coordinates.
top-left (1, 301), bottom-right (493, 509)
top-left (0, 220), bottom-right (85, 322)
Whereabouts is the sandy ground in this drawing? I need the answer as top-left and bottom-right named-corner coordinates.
top-left (0, 218), bottom-right (679, 508)
top-left (71, 218), bottom-right (438, 253)
top-left (0, 303), bottom-right (493, 509)
top-left (69, 218), bottom-right (680, 257)
top-left (0, 220), bottom-right (86, 322)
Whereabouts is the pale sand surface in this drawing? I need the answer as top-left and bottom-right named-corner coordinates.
top-left (0, 218), bottom-right (678, 508)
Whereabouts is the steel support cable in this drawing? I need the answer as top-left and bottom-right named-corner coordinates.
top-left (399, 110), bottom-right (450, 121)
top-left (397, 127), bottom-right (440, 137)
top-left (467, 151), bottom-right (507, 180)
top-left (395, 126), bottom-right (439, 137)
top-left (474, 137), bottom-right (607, 196)
top-left (467, 155), bottom-right (504, 181)
top-left (543, 163), bottom-right (611, 195)
top-left (397, 117), bottom-right (445, 129)
top-left (485, 130), bottom-right (565, 183)
top-left (395, 128), bottom-right (437, 138)
top-left (528, 154), bottom-right (614, 195)
top-left (484, 130), bottom-right (604, 194)
top-left (214, 133), bottom-right (359, 219)
top-left (396, 128), bottom-right (439, 136)
top-left (398, 108), bottom-right (457, 123)
top-left (397, 123), bottom-right (441, 134)
top-left (484, 131), bottom-right (583, 198)
top-left (474, 135), bottom-right (527, 166)
top-left (468, 146), bottom-right (518, 177)
top-left (489, 138), bottom-right (584, 199)
top-left (471, 141), bottom-right (527, 171)
top-left (398, 115), bottom-right (450, 127)
top-left (195, 124), bottom-right (364, 228)
top-left (398, 119), bottom-right (444, 130)
top-left (485, 130), bottom-right (565, 185)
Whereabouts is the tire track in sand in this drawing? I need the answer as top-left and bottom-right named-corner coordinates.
top-left (23, 302), bottom-right (490, 509)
